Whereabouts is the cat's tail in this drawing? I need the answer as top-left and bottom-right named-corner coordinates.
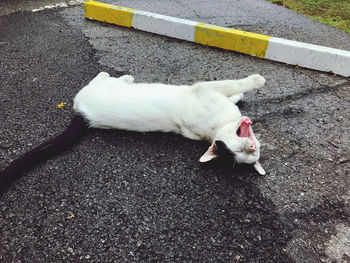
top-left (0, 114), bottom-right (90, 196)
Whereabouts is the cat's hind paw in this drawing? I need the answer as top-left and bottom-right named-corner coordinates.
top-left (229, 93), bottom-right (244, 104)
top-left (97, 72), bottom-right (110, 78)
top-left (89, 72), bottom-right (110, 85)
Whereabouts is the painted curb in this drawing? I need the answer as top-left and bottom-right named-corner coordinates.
top-left (84, 1), bottom-right (350, 77)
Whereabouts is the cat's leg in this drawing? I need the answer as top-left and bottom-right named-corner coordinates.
top-left (88, 72), bottom-right (110, 85)
top-left (180, 127), bottom-right (202, 140)
top-left (229, 93), bottom-right (244, 104)
top-left (193, 74), bottom-right (265, 96)
top-left (118, 75), bottom-right (134, 84)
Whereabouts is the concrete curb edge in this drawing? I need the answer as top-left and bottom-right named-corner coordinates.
top-left (84, 1), bottom-right (350, 77)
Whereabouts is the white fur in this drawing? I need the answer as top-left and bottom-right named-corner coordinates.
top-left (74, 72), bottom-right (266, 174)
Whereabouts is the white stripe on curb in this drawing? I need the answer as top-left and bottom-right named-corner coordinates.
top-left (265, 38), bottom-right (350, 77)
top-left (133, 11), bottom-right (197, 42)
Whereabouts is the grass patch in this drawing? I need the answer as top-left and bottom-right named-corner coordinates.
top-left (268, 0), bottom-right (350, 33)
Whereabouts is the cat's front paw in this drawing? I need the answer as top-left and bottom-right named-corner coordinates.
top-left (250, 74), bottom-right (266, 88)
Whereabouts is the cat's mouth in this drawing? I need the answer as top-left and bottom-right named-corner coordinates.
top-left (236, 117), bottom-right (257, 151)
top-left (236, 117), bottom-right (253, 138)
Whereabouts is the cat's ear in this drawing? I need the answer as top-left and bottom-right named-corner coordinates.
top-left (199, 143), bottom-right (218, 162)
top-left (253, 161), bottom-right (266, 175)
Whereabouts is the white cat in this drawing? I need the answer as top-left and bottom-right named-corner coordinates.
top-left (0, 72), bottom-right (266, 195)
top-left (74, 72), bottom-right (266, 175)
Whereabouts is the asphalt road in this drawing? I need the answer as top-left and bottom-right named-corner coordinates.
top-left (1, 1), bottom-right (350, 262)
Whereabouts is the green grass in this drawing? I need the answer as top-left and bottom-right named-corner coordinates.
top-left (268, 0), bottom-right (350, 33)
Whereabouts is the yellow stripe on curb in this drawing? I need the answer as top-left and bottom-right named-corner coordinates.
top-left (84, 1), bottom-right (135, 27)
top-left (194, 23), bottom-right (271, 58)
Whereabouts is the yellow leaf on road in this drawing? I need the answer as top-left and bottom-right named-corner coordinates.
top-left (57, 102), bottom-right (66, 108)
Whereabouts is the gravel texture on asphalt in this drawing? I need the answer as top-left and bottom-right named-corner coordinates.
top-left (1, 2), bottom-right (350, 262)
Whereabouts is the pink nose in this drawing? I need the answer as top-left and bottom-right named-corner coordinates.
top-left (248, 144), bottom-right (256, 152)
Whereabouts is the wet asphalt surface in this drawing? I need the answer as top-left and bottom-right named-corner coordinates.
top-left (1, 1), bottom-right (350, 262)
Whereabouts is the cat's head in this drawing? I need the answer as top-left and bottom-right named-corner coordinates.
top-left (199, 117), bottom-right (265, 175)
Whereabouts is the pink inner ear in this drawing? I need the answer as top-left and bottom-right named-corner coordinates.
top-left (199, 144), bottom-right (217, 162)
top-left (254, 161), bottom-right (266, 175)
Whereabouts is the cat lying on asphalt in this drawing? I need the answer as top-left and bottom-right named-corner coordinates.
top-left (0, 72), bottom-right (266, 195)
